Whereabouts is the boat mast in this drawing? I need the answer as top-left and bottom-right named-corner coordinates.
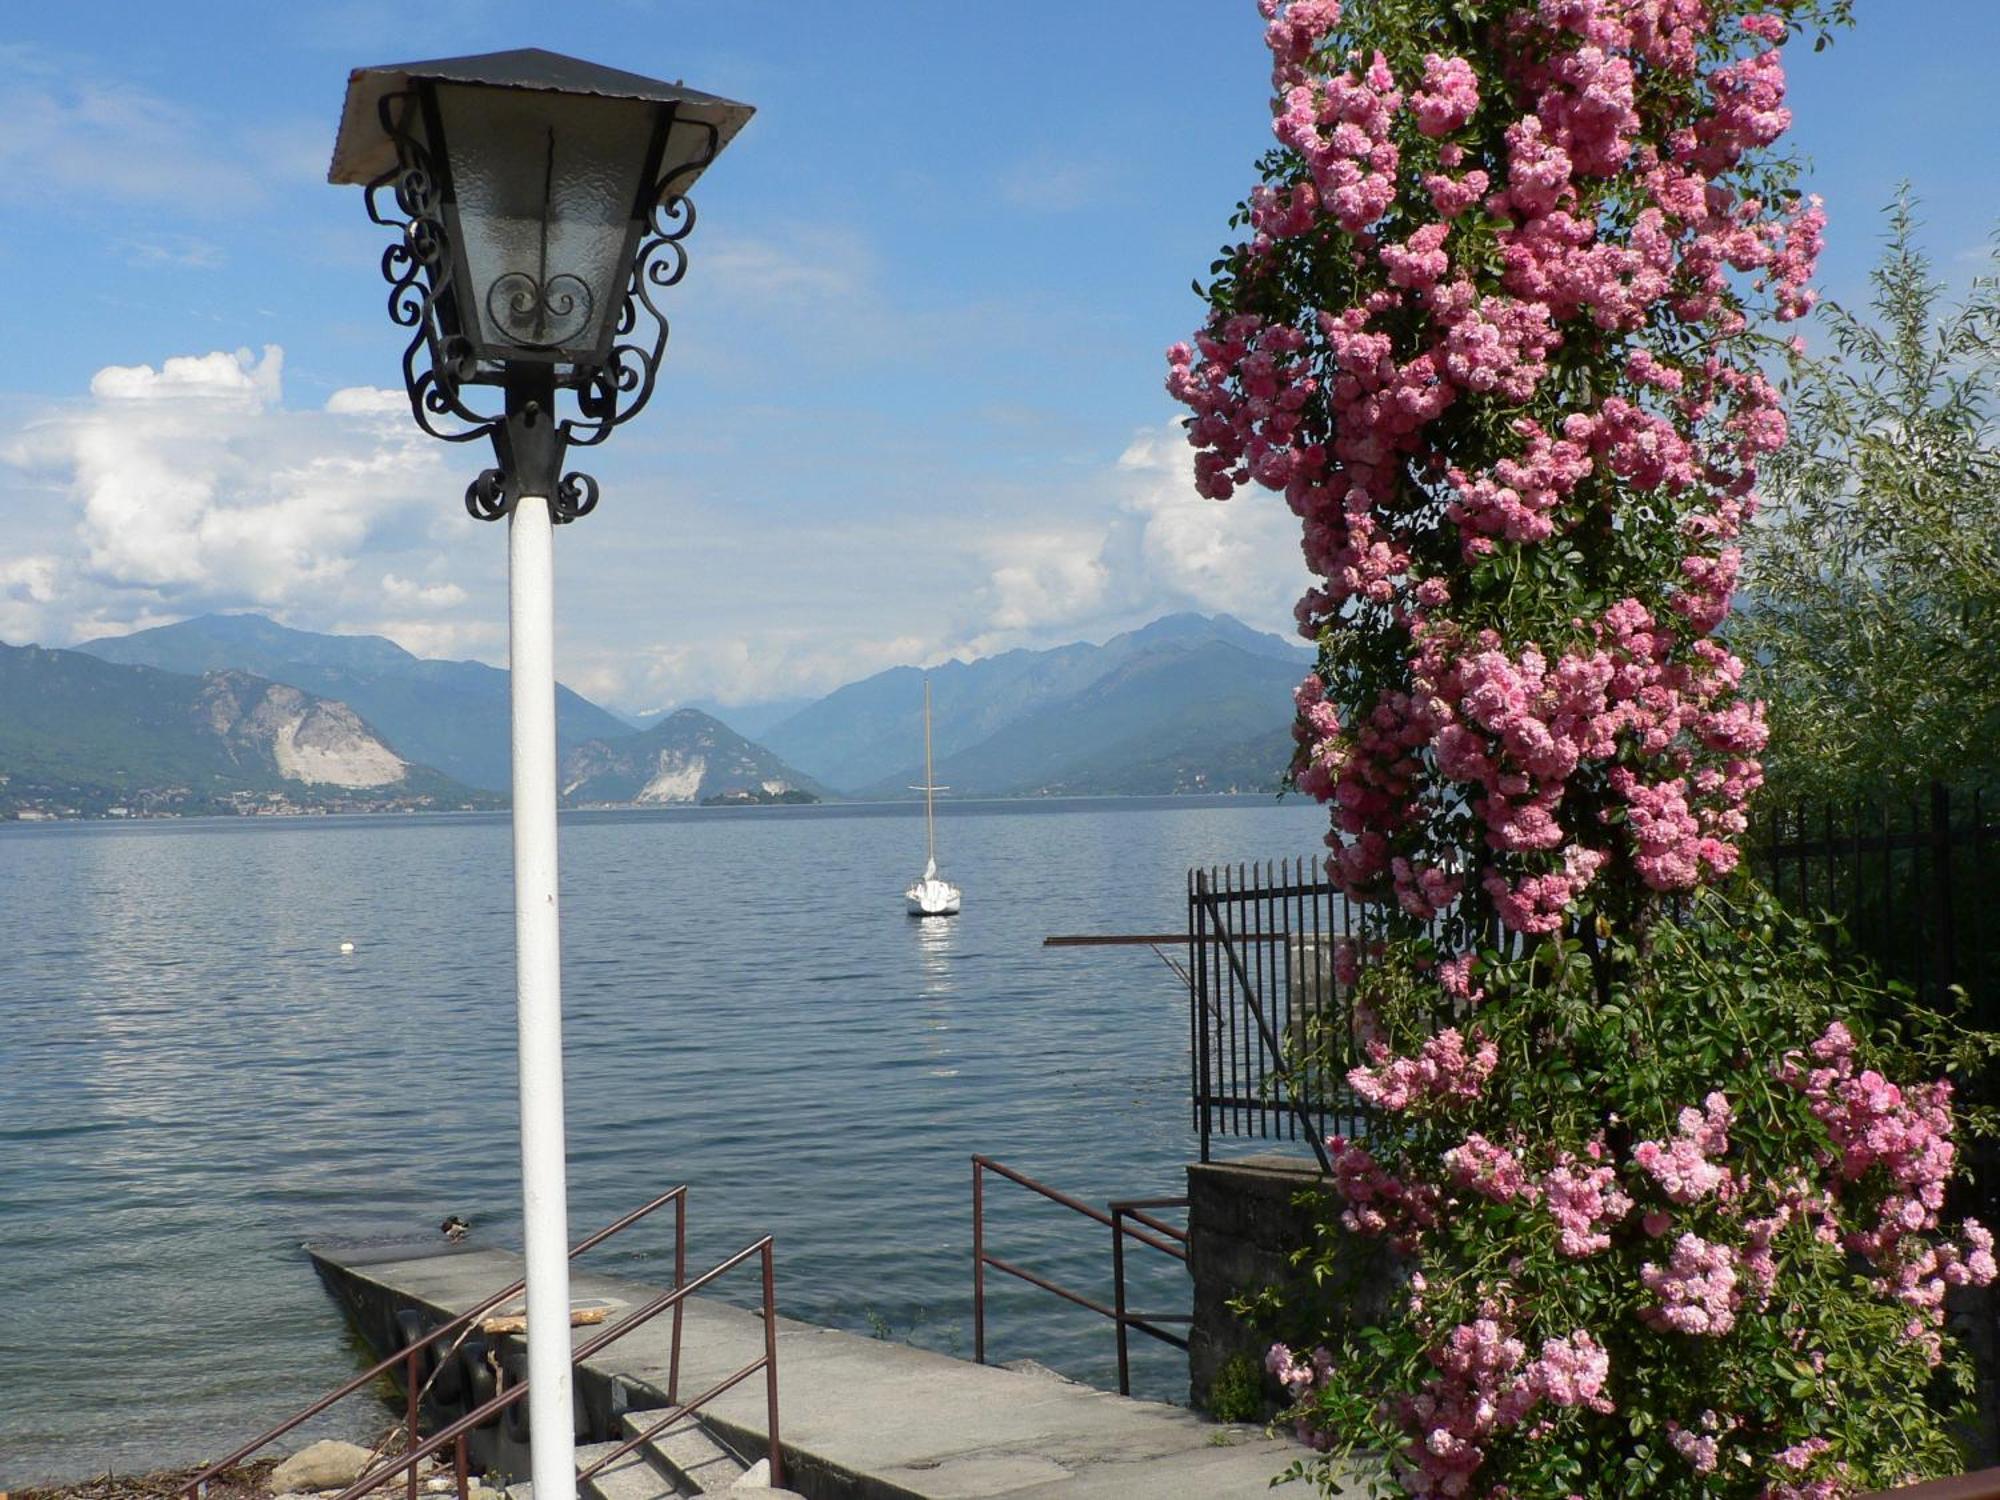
top-left (923, 676), bottom-right (937, 871)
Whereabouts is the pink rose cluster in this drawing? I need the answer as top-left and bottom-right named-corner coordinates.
top-left (1779, 1022), bottom-right (1997, 1360)
top-left (1310, 1052), bottom-right (1991, 1476)
top-left (1266, 1341), bottom-right (1339, 1448)
top-left (1542, 1145), bottom-right (1635, 1257)
top-left (1327, 1134), bottom-right (1440, 1245)
top-left (1349, 1026), bottom-right (1499, 1111)
top-left (1295, 589), bottom-right (1767, 935)
top-left (1377, 1316), bottom-right (1611, 1496)
top-left (1639, 1230), bottom-right (1742, 1334)
top-left (1329, 1061), bottom-right (1990, 1349)
top-left (1166, 0), bottom-right (1819, 933)
top-left (1632, 1091), bottom-right (1735, 1202)
top-left (1666, 1409), bottom-right (1731, 1476)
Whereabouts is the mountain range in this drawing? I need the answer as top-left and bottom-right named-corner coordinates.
top-left (76, 613), bottom-right (628, 792)
top-left (758, 613), bottom-right (1309, 797)
top-left (0, 643), bottom-right (489, 819)
top-left (5, 610), bottom-right (1312, 818)
top-left (559, 710), bottom-right (828, 806)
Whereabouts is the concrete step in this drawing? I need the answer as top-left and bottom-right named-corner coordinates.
top-left (575, 1440), bottom-right (687, 1500)
top-left (718, 1458), bottom-right (806, 1496)
top-left (314, 1242), bottom-right (1325, 1498)
top-left (617, 1411), bottom-right (746, 1494)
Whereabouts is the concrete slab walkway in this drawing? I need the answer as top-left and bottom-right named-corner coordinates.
top-left (311, 1242), bottom-right (1353, 1499)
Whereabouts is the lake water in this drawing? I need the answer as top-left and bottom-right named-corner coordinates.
top-left (0, 796), bottom-right (1327, 1485)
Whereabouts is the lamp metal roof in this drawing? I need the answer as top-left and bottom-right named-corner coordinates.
top-left (328, 46), bottom-right (753, 187)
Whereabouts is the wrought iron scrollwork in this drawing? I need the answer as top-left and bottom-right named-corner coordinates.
top-left (464, 468), bottom-right (510, 522)
top-left (365, 92), bottom-right (502, 451)
top-left (367, 96), bottom-right (716, 523)
top-left (554, 472), bottom-right (600, 522)
top-left (466, 466), bottom-right (597, 525)
top-left (487, 272), bottom-right (593, 350)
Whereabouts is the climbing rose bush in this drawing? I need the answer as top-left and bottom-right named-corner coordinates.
top-left (1169, 0), bottom-right (1825, 931)
top-left (1256, 901), bottom-right (1995, 1496)
top-left (1170, 1), bottom-right (1996, 1494)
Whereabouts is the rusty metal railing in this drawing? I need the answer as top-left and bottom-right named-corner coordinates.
top-left (1863, 1471), bottom-right (2000, 1499)
top-left (971, 1154), bottom-right (1189, 1396)
top-left (186, 1185), bottom-right (689, 1500)
top-left (326, 1235), bottom-right (783, 1499)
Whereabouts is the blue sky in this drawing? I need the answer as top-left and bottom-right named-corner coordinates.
top-left (1, 1), bottom-right (1993, 710)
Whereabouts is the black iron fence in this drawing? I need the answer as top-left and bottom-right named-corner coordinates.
top-left (1186, 784), bottom-right (1995, 1164)
top-left (1750, 782), bottom-right (1995, 1027)
top-left (1188, 861), bottom-right (1366, 1165)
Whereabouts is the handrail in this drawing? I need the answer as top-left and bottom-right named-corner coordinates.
top-left (185, 1185), bottom-right (688, 1500)
top-left (328, 1236), bottom-right (782, 1500)
top-left (971, 1155), bottom-right (1190, 1396)
top-left (1109, 1196), bottom-right (1191, 1396)
top-left (973, 1155), bottom-right (1184, 1257)
top-left (1862, 1471), bottom-right (2000, 1499)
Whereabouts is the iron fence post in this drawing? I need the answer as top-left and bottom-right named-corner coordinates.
top-left (404, 1347), bottom-right (420, 1500)
top-left (972, 1156), bottom-right (986, 1364)
top-left (1111, 1207), bottom-right (1131, 1397)
top-left (762, 1241), bottom-right (783, 1488)
top-left (670, 1191), bottom-right (686, 1406)
top-left (1933, 781), bottom-right (1957, 1004)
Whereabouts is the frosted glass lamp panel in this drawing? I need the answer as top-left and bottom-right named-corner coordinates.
top-left (435, 84), bottom-right (655, 359)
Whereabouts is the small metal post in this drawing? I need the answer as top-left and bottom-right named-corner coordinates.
top-left (453, 1435), bottom-right (469, 1500)
top-left (405, 1347), bottom-right (421, 1500)
top-left (1111, 1208), bottom-right (1131, 1397)
top-left (762, 1243), bottom-right (783, 1487)
top-left (1193, 872), bottom-right (1211, 1164)
top-left (972, 1158), bottom-right (986, 1364)
top-left (1933, 782), bottom-right (1957, 1003)
top-left (670, 1193), bottom-right (686, 1406)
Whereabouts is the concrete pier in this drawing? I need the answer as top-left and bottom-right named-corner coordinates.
top-left (309, 1239), bottom-right (1347, 1499)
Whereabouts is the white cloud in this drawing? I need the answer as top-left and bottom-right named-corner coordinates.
top-left (1107, 425), bottom-right (1304, 629)
top-left (983, 532), bottom-right (1111, 631)
top-left (119, 235), bottom-right (226, 271)
top-left (959, 422), bottom-right (1304, 660)
top-left (610, 627), bottom-right (941, 712)
top-left (553, 421), bottom-right (1306, 712)
top-left (382, 573), bottom-right (468, 609)
top-left (355, 617), bottom-right (503, 663)
top-left (324, 386), bottom-right (411, 417)
top-left (0, 555), bottom-right (60, 644)
top-left (0, 48), bottom-right (267, 206)
top-left (3, 344), bottom-right (476, 650)
top-left (89, 346), bottom-right (283, 406)
top-left (1, 340), bottom-right (1307, 719)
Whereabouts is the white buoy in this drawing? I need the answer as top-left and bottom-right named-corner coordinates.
top-left (339, 941), bottom-right (356, 954)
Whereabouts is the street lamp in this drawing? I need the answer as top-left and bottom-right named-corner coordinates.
top-left (329, 49), bottom-right (752, 1500)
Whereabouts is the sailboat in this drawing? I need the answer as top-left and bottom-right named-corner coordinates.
top-left (905, 677), bottom-right (962, 917)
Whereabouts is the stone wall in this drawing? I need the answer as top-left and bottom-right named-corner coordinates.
top-left (1185, 1154), bottom-right (1393, 1414)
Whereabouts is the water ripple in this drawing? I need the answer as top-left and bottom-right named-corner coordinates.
top-left (0, 797), bottom-right (1325, 1484)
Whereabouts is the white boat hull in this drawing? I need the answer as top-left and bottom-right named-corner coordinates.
top-left (906, 877), bottom-right (962, 917)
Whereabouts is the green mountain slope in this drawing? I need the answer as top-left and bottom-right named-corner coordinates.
top-left (560, 709), bottom-right (827, 806)
top-left (853, 639), bottom-right (1302, 798)
top-left (761, 613), bottom-right (1309, 794)
top-left (0, 644), bottom-right (487, 818)
top-left (76, 613), bottom-right (631, 792)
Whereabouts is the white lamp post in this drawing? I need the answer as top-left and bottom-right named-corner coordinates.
top-left (328, 50), bottom-right (752, 1500)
